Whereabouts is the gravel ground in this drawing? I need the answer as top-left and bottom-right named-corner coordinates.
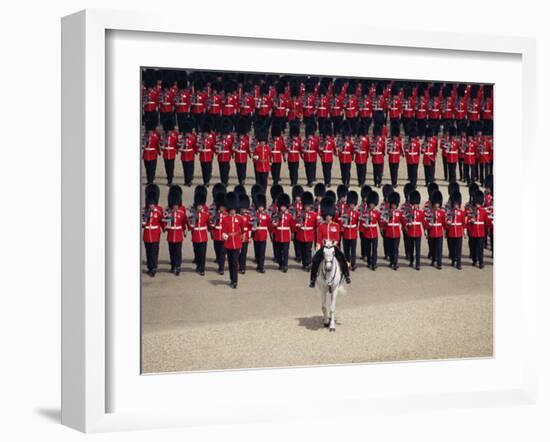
top-left (141, 152), bottom-right (493, 373)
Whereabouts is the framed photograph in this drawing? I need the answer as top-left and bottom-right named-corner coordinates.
top-left (62, 9), bottom-right (537, 433)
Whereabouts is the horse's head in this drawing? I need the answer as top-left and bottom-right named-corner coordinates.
top-left (322, 240), bottom-right (336, 272)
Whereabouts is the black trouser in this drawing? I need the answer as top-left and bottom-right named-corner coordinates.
top-left (218, 161), bottom-right (230, 186)
top-left (340, 162), bottom-right (351, 186)
top-left (164, 158), bottom-right (175, 185)
top-left (176, 112), bottom-right (191, 131)
top-left (388, 162), bottom-right (399, 187)
top-left (342, 238), bottom-right (357, 267)
top-left (409, 236), bottom-right (421, 267)
top-left (213, 240), bottom-right (226, 272)
top-left (144, 160), bottom-right (157, 184)
top-left (299, 241), bottom-right (313, 268)
top-left (417, 119), bottom-right (426, 134)
top-left (226, 248), bottom-right (240, 284)
top-left (447, 162), bottom-right (457, 183)
top-left (144, 242), bottom-right (159, 271)
top-left (360, 236), bottom-right (367, 258)
top-left (294, 239), bottom-right (302, 261)
top-left (256, 171), bottom-right (268, 190)
top-left (459, 158), bottom-right (465, 181)
top-left (192, 113), bottom-right (203, 132)
top-left (239, 242), bottom-right (249, 272)
top-left (402, 117), bottom-right (412, 135)
top-left (254, 240), bottom-right (266, 271)
top-left (277, 242), bottom-right (290, 269)
top-left (464, 164), bottom-right (476, 185)
top-left (407, 164), bottom-right (418, 187)
top-left (192, 242), bottom-right (207, 272)
top-left (382, 232), bottom-right (388, 259)
top-left (310, 246), bottom-right (350, 282)
top-left (387, 237), bottom-right (400, 267)
top-left (470, 236), bottom-right (484, 265)
top-left (478, 163), bottom-right (488, 185)
top-left (488, 161), bottom-right (493, 176)
top-left (448, 237), bottom-right (463, 266)
top-left (144, 110), bottom-right (158, 128)
top-left (403, 232), bottom-right (411, 260)
top-left (200, 161), bottom-right (212, 185)
top-left (442, 157), bottom-right (448, 181)
top-left (322, 161), bottom-right (333, 185)
top-left (424, 163), bottom-right (435, 186)
top-left (160, 111), bottom-right (175, 131)
top-left (365, 237), bottom-right (378, 266)
top-left (271, 162), bottom-right (282, 184)
top-left (429, 237), bottom-right (443, 267)
top-left (317, 117), bottom-right (328, 135)
top-left (288, 162), bottom-right (299, 186)
top-left (168, 242), bottom-right (182, 270)
top-left (373, 163), bottom-right (383, 186)
top-left (331, 116), bottom-right (343, 134)
top-left (236, 162), bottom-right (247, 185)
top-left (304, 161), bottom-right (317, 185)
top-left (182, 160), bottom-right (194, 185)
top-left (356, 163), bottom-right (367, 186)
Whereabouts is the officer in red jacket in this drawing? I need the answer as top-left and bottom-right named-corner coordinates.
top-left (162, 185), bottom-right (187, 275)
top-left (207, 79), bottom-right (223, 131)
top-left (216, 117), bottom-right (234, 186)
top-left (463, 126), bottom-right (478, 185)
top-left (255, 82), bottom-right (272, 128)
top-left (287, 80), bottom-right (303, 126)
top-left (175, 71), bottom-right (192, 132)
top-left (303, 121), bottom-right (320, 187)
top-left (371, 125), bottom-right (386, 188)
top-left (422, 127), bottom-right (438, 186)
top-left (209, 183), bottom-right (228, 275)
top-left (445, 191), bottom-right (466, 270)
top-left (359, 190), bottom-right (381, 270)
top-left (233, 117), bottom-right (251, 186)
top-left (355, 122), bottom-right (369, 188)
top-left (454, 85), bottom-right (468, 134)
top-left (251, 192), bottom-right (270, 273)
top-left (401, 190), bottom-right (425, 270)
top-left (188, 185), bottom-right (209, 275)
top-left (252, 125), bottom-right (271, 190)
top-left (340, 191), bottom-right (360, 271)
top-left (359, 81), bottom-right (373, 133)
top-left (239, 81), bottom-right (255, 132)
top-left (179, 121), bottom-right (197, 186)
top-left (285, 121), bottom-right (302, 186)
top-left (237, 193), bottom-right (252, 275)
top-left (379, 191), bottom-right (403, 270)
top-left (269, 193), bottom-right (295, 273)
top-left (309, 197), bottom-right (351, 287)
top-left (294, 191), bottom-right (317, 271)
top-left (220, 192), bottom-right (245, 289)
top-left (160, 120), bottom-right (179, 185)
top-left (405, 125), bottom-right (421, 188)
top-left (338, 121), bottom-right (354, 187)
top-left (142, 120), bottom-right (161, 184)
top-left (198, 118), bottom-right (216, 186)
top-left (423, 190), bottom-right (445, 269)
top-left (222, 80), bottom-right (240, 130)
top-left (142, 184), bottom-right (162, 277)
top-left (467, 190), bottom-right (490, 269)
top-left (387, 123), bottom-right (402, 188)
top-left (270, 123), bottom-right (285, 185)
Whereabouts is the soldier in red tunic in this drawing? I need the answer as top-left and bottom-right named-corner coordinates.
top-left (208, 79), bottom-right (223, 132)
top-left (252, 124), bottom-right (271, 190)
top-left (371, 125), bottom-right (386, 188)
top-left (188, 185), bottom-right (209, 275)
top-left (285, 121), bottom-right (302, 186)
top-left (467, 190), bottom-right (490, 269)
top-left (423, 190), bottom-right (445, 269)
top-left (142, 184), bottom-right (162, 276)
top-left (405, 125), bottom-right (421, 188)
top-left (198, 118), bottom-right (216, 186)
top-left (216, 117), bottom-right (234, 186)
top-left (142, 120), bottom-right (161, 185)
top-left (345, 80), bottom-right (359, 134)
top-left (179, 120), bottom-right (197, 186)
top-left (251, 192), bottom-right (270, 273)
top-left (302, 78), bottom-right (317, 127)
top-left (221, 192), bottom-right (246, 289)
top-left (359, 80), bottom-right (373, 134)
top-left (316, 80), bottom-right (330, 136)
top-left (402, 190), bottom-right (425, 270)
top-left (422, 127), bottom-right (438, 186)
top-left (303, 121), bottom-right (319, 187)
top-left (355, 122), bottom-right (370, 188)
top-left (162, 185), bottom-right (187, 275)
top-left (269, 193), bottom-right (295, 273)
top-left (290, 185), bottom-right (304, 262)
top-left (359, 190), bottom-right (380, 270)
top-left (387, 123), bottom-right (402, 188)
top-left (318, 120), bottom-right (335, 187)
top-left (379, 191), bottom-right (403, 270)
top-left (175, 71), bottom-right (192, 133)
top-left (330, 79), bottom-right (346, 135)
top-left (445, 191), bottom-right (466, 270)
top-left (159, 70), bottom-right (177, 132)
top-left (270, 124), bottom-right (285, 186)
top-left (233, 117), bottom-right (251, 186)
top-left (401, 85), bottom-right (415, 136)
top-left (340, 191), bottom-right (360, 271)
top-left (294, 191), bottom-right (317, 271)
top-left (238, 194), bottom-right (252, 275)
top-left (160, 119), bottom-right (179, 185)
top-left (190, 74), bottom-right (208, 132)
top-left (338, 121), bottom-right (354, 187)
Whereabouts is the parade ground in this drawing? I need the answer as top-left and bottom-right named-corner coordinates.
top-left (141, 154), bottom-right (493, 374)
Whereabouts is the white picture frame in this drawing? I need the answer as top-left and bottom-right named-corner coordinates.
top-left (61, 9), bottom-right (537, 433)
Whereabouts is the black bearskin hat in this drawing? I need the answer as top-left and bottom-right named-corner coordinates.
top-left (292, 185), bottom-right (304, 200)
top-left (388, 191), bottom-right (401, 208)
top-left (236, 117), bottom-right (247, 136)
top-left (450, 191), bottom-right (462, 207)
top-left (201, 116), bottom-right (213, 133)
top-left (337, 184), bottom-right (349, 200)
top-left (270, 184), bottom-right (283, 203)
top-left (256, 125), bottom-right (269, 142)
top-left (341, 120), bottom-right (352, 137)
top-left (347, 190), bottom-right (359, 206)
top-left (145, 119), bottom-right (157, 132)
top-left (167, 185), bottom-right (182, 207)
top-left (391, 121), bottom-right (400, 137)
top-left (253, 192), bottom-right (266, 209)
top-left (277, 193), bottom-right (291, 209)
top-left (233, 184), bottom-right (247, 197)
top-left (289, 121), bottom-right (300, 137)
top-left (427, 182), bottom-right (439, 196)
top-left (484, 174), bottom-right (493, 191)
top-left (290, 80), bottom-right (300, 97)
top-left (430, 190), bottom-right (443, 207)
top-left (214, 191), bottom-right (226, 208)
top-left (239, 193), bottom-right (250, 211)
top-left (212, 182), bottom-right (226, 200)
top-left (271, 123), bottom-right (282, 138)
top-left (403, 182), bottom-right (415, 201)
top-left (225, 192), bottom-right (239, 211)
top-left (448, 125), bottom-right (457, 137)
top-left (164, 118), bottom-right (175, 131)
top-left (145, 184), bottom-right (160, 205)
top-left (361, 185), bottom-right (373, 201)
top-left (301, 191), bottom-right (314, 207)
top-left (409, 190), bottom-right (421, 206)
top-left (448, 181), bottom-right (460, 197)
top-left (314, 183), bottom-right (326, 198)
top-left (347, 80), bottom-right (357, 95)
top-left (473, 189), bottom-right (485, 206)
top-left (320, 196), bottom-right (336, 219)
top-left (382, 184), bottom-right (394, 201)
top-left (325, 190), bottom-right (336, 203)
top-left (193, 185), bottom-right (207, 207)
top-left (367, 190), bottom-right (379, 206)
top-left (251, 184), bottom-right (264, 200)
top-left (468, 182), bottom-right (480, 199)
top-left (305, 121), bottom-right (317, 137)
top-left (220, 117), bottom-right (233, 135)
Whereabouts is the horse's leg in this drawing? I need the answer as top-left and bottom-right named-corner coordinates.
top-left (329, 285), bottom-right (337, 331)
top-left (321, 287), bottom-right (330, 327)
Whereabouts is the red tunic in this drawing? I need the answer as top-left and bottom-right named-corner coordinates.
top-left (253, 143), bottom-right (271, 173)
top-left (401, 208), bottom-right (425, 238)
top-left (251, 210), bottom-right (271, 242)
top-left (316, 95), bottom-right (330, 118)
top-left (370, 136), bottom-right (385, 165)
top-left (209, 208), bottom-right (228, 242)
top-left (355, 135), bottom-right (369, 165)
top-left (316, 221), bottom-right (341, 247)
top-left (222, 93), bottom-right (240, 116)
top-left (287, 96), bottom-right (303, 121)
top-left (175, 89), bottom-right (192, 113)
top-left (191, 90), bottom-right (207, 115)
top-left (256, 94), bottom-right (273, 116)
top-left (286, 136), bottom-right (302, 163)
top-left (180, 133), bottom-right (197, 162)
top-left (416, 97), bottom-right (428, 120)
top-left (208, 92), bottom-right (223, 116)
top-left (221, 214), bottom-right (245, 250)
top-left (345, 95), bottom-right (359, 119)
top-left (270, 136), bottom-right (285, 164)
top-left (319, 136), bottom-right (336, 163)
top-left (387, 137), bottom-right (402, 164)
top-left (405, 138), bottom-right (421, 165)
top-left (442, 97), bottom-right (455, 120)
top-left (330, 95), bottom-right (345, 118)
top-left (142, 205), bottom-right (163, 242)
top-left (445, 208), bottom-right (466, 238)
top-left (143, 87), bottom-right (159, 112)
top-left (270, 211), bottom-right (295, 243)
top-left (161, 129), bottom-right (179, 160)
top-left (295, 210), bottom-right (317, 243)
top-left (463, 139), bottom-right (477, 165)
top-left (217, 134), bottom-right (233, 163)
top-left (159, 88), bottom-right (176, 113)
top-left (272, 94), bottom-right (289, 118)
top-left (233, 135), bottom-right (250, 164)
top-left (340, 208), bottom-right (360, 240)
top-left (359, 96), bottom-right (373, 118)
top-left (359, 207), bottom-right (380, 239)
top-left (422, 137), bottom-right (438, 166)
top-left (379, 209), bottom-right (403, 239)
top-left (388, 96), bottom-right (402, 119)
top-left (240, 213), bottom-right (252, 243)
top-left (187, 207), bottom-right (209, 243)
top-left (402, 96), bottom-right (415, 119)
top-left (466, 207), bottom-right (489, 237)
top-left (162, 206), bottom-right (187, 243)
top-left (239, 93), bottom-right (255, 117)
top-left (302, 93), bottom-right (317, 118)
top-left (199, 133), bottom-right (216, 163)
top-left (142, 131), bottom-right (160, 161)
top-left (302, 135), bottom-right (319, 163)
top-left (338, 137), bottom-right (354, 164)
top-left (428, 96), bottom-right (442, 120)
top-left (423, 208), bottom-right (446, 238)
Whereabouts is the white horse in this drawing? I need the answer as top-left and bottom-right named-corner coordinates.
top-left (316, 241), bottom-right (346, 332)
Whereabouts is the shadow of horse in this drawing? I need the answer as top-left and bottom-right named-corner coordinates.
top-left (295, 316), bottom-right (340, 331)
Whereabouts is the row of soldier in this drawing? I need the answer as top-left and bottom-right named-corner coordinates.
top-left (142, 179), bottom-right (493, 288)
top-left (142, 116), bottom-right (494, 191)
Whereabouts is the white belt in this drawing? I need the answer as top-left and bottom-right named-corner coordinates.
top-left (407, 152), bottom-right (418, 155)
top-left (387, 223), bottom-right (400, 227)
top-left (299, 227), bottom-right (313, 230)
top-left (449, 222), bottom-right (462, 226)
top-left (364, 223), bottom-right (378, 228)
top-left (465, 152), bottom-right (475, 155)
top-left (218, 150), bottom-right (230, 154)
top-left (407, 222), bottom-right (421, 225)
top-left (182, 148), bottom-right (194, 152)
top-left (214, 226), bottom-right (222, 230)
top-left (225, 104), bottom-right (234, 107)
top-left (371, 152), bottom-right (382, 155)
top-left (340, 152), bottom-right (351, 155)
top-left (164, 147), bottom-right (176, 150)
top-left (322, 150), bottom-right (333, 153)
top-left (144, 225), bottom-right (159, 229)
top-left (193, 226), bottom-right (207, 231)
top-left (166, 226), bottom-right (183, 230)
top-left (303, 150), bottom-right (315, 154)
top-left (431, 223), bottom-right (442, 226)
top-left (343, 224), bottom-right (357, 228)
top-left (472, 221), bottom-right (484, 225)
top-left (276, 227), bottom-right (290, 230)
top-left (144, 147), bottom-right (157, 151)
top-left (255, 226), bottom-right (268, 230)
